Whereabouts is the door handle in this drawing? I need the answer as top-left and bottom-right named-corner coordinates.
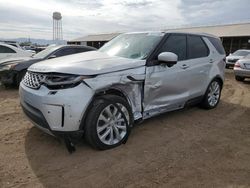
top-left (209, 59), bottom-right (214, 63)
top-left (181, 64), bottom-right (189, 69)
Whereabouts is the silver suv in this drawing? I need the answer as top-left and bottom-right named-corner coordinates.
top-left (19, 32), bottom-right (226, 150)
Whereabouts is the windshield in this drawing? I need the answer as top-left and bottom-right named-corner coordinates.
top-left (99, 33), bottom-right (164, 60)
top-left (33, 45), bottom-right (60, 58)
top-left (232, 50), bottom-right (250, 56)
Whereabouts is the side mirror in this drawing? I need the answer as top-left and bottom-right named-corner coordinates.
top-left (158, 52), bottom-right (178, 66)
top-left (48, 55), bottom-right (57, 59)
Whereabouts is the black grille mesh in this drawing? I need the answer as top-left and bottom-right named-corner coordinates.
top-left (22, 71), bottom-right (45, 89)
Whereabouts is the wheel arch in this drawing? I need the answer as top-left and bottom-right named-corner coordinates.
top-left (202, 75), bottom-right (224, 99)
top-left (213, 75), bottom-right (224, 88)
top-left (79, 87), bottom-right (133, 130)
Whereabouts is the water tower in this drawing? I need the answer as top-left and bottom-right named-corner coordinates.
top-left (52, 12), bottom-right (63, 43)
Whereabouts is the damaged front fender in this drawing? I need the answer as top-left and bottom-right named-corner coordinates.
top-left (84, 67), bottom-right (146, 120)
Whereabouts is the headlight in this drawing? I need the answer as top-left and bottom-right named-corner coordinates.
top-left (42, 74), bottom-right (92, 89)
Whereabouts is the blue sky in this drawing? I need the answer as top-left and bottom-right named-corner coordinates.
top-left (0, 0), bottom-right (249, 40)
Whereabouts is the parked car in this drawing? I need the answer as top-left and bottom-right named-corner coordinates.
top-left (226, 49), bottom-right (250, 68)
top-left (0, 43), bottom-right (32, 60)
top-left (22, 45), bottom-right (41, 55)
top-left (4, 42), bottom-right (22, 49)
top-left (234, 54), bottom-right (250, 81)
top-left (19, 32), bottom-right (226, 150)
top-left (0, 45), bottom-right (96, 86)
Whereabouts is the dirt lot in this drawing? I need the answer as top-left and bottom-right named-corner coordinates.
top-left (0, 70), bottom-right (250, 188)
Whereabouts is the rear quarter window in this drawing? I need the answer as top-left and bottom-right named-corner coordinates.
top-left (187, 35), bottom-right (209, 59)
top-left (207, 37), bottom-right (225, 55)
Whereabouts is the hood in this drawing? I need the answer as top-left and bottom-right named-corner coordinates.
top-left (0, 56), bottom-right (33, 65)
top-left (28, 51), bottom-right (146, 75)
top-left (226, 55), bottom-right (244, 60)
top-left (0, 56), bottom-right (43, 71)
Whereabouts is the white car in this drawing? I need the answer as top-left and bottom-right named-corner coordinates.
top-left (0, 43), bottom-right (32, 60)
top-left (226, 49), bottom-right (250, 68)
top-left (234, 54), bottom-right (250, 81)
top-left (19, 32), bottom-right (226, 150)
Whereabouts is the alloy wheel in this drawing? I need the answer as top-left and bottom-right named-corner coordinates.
top-left (97, 103), bottom-right (129, 145)
top-left (207, 81), bottom-right (221, 107)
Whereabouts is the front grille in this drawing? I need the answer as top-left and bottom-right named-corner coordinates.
top-left (22, 71), bottom-right (46, 89)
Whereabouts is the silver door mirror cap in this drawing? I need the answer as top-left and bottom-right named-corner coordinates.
top-left (158, 52), bottom-right (178, 65)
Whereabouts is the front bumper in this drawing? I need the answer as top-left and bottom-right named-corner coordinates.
top-left (19, 82), bottom-right (95, 134)
top-left (226, 61), bottom-right (236, 67)
top-left (234, 67), bottom-right (250, 78)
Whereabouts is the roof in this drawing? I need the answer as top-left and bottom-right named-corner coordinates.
top-left (68, 22), bottom-right (250, 42)
top-left (70, 33), bottom-right (121, 42)
top-left (165, 22), bottom-right (250, 37)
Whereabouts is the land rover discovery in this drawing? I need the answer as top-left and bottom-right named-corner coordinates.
top-left (19, 32), bottom-right (226, 150)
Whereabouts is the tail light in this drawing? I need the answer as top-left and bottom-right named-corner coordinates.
top-left (234, 61), bottom-right (241, 68)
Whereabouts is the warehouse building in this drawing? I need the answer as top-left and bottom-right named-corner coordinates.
top-left (67, 33), bottom-right (120, 48)
top-left (68, 22), bottom-right (250, 55)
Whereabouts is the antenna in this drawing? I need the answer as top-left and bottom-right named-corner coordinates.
top-left (52, 12), bottom-right (63, 43)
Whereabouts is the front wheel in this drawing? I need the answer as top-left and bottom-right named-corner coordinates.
top-left (201, 79), bottom-right (222, 109)
top-left (84, 95), bottom-right (133, 150)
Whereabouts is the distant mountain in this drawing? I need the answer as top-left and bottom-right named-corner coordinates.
top-left (0, 38), bottom-right (66, 45)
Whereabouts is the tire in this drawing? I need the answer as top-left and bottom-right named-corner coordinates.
top-left (201, 79), bottom-right (222, 109)
top-left (16, 70), bottom-right (27, 86)
top-left (235, 76), bottom-right (244, 82)
top-left (84, 95), bottom-right (133, 150)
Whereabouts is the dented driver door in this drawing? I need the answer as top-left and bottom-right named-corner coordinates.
top-left (143, 62), bottom-right (191, 118)
top-left (142, 34), bottom-right (191, 118)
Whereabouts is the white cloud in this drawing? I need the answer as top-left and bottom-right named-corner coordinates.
top-left (0, 0), bottom-right (249, 40)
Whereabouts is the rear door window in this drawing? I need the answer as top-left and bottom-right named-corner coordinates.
top-left (53, 48), bottom-right (76, 57)
top-left (187, 35), bottom-right (209, 59)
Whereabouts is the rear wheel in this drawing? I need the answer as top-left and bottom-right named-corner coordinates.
top-left (235, 76), bottom-right (244, 82)
top-left (201, 79), bottom-right (222, 109)
top-left (84, 95), bottom-right (133, 150)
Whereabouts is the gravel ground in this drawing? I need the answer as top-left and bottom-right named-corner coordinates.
top-left (0, 70), bottom-right (250, 188)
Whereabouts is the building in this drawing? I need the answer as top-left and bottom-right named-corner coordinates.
top-left (67, 22), bottom-right (250, 54)
top-left (67, 33), bottom-right (120, 48)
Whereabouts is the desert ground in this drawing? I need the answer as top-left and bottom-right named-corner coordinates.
top-left (0, 70), bottom-right (250, 188)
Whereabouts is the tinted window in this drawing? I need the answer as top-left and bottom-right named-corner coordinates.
top-left (207, 37), bottom-right (225, 55)
top-left (53, 48), bottom-right (77, 57)
top-left (33, 45), bottom-right (61, 58)
top-left (9, 44), bottom-right (18, 48)
top-left (74, 47), bottom-right (93, 53)
top-left (188, 35), bottom-right (209, 59)
top-left (159, 34), bottom-right (187, 61)
top-left (0, 45), bottom-right (16, 53)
